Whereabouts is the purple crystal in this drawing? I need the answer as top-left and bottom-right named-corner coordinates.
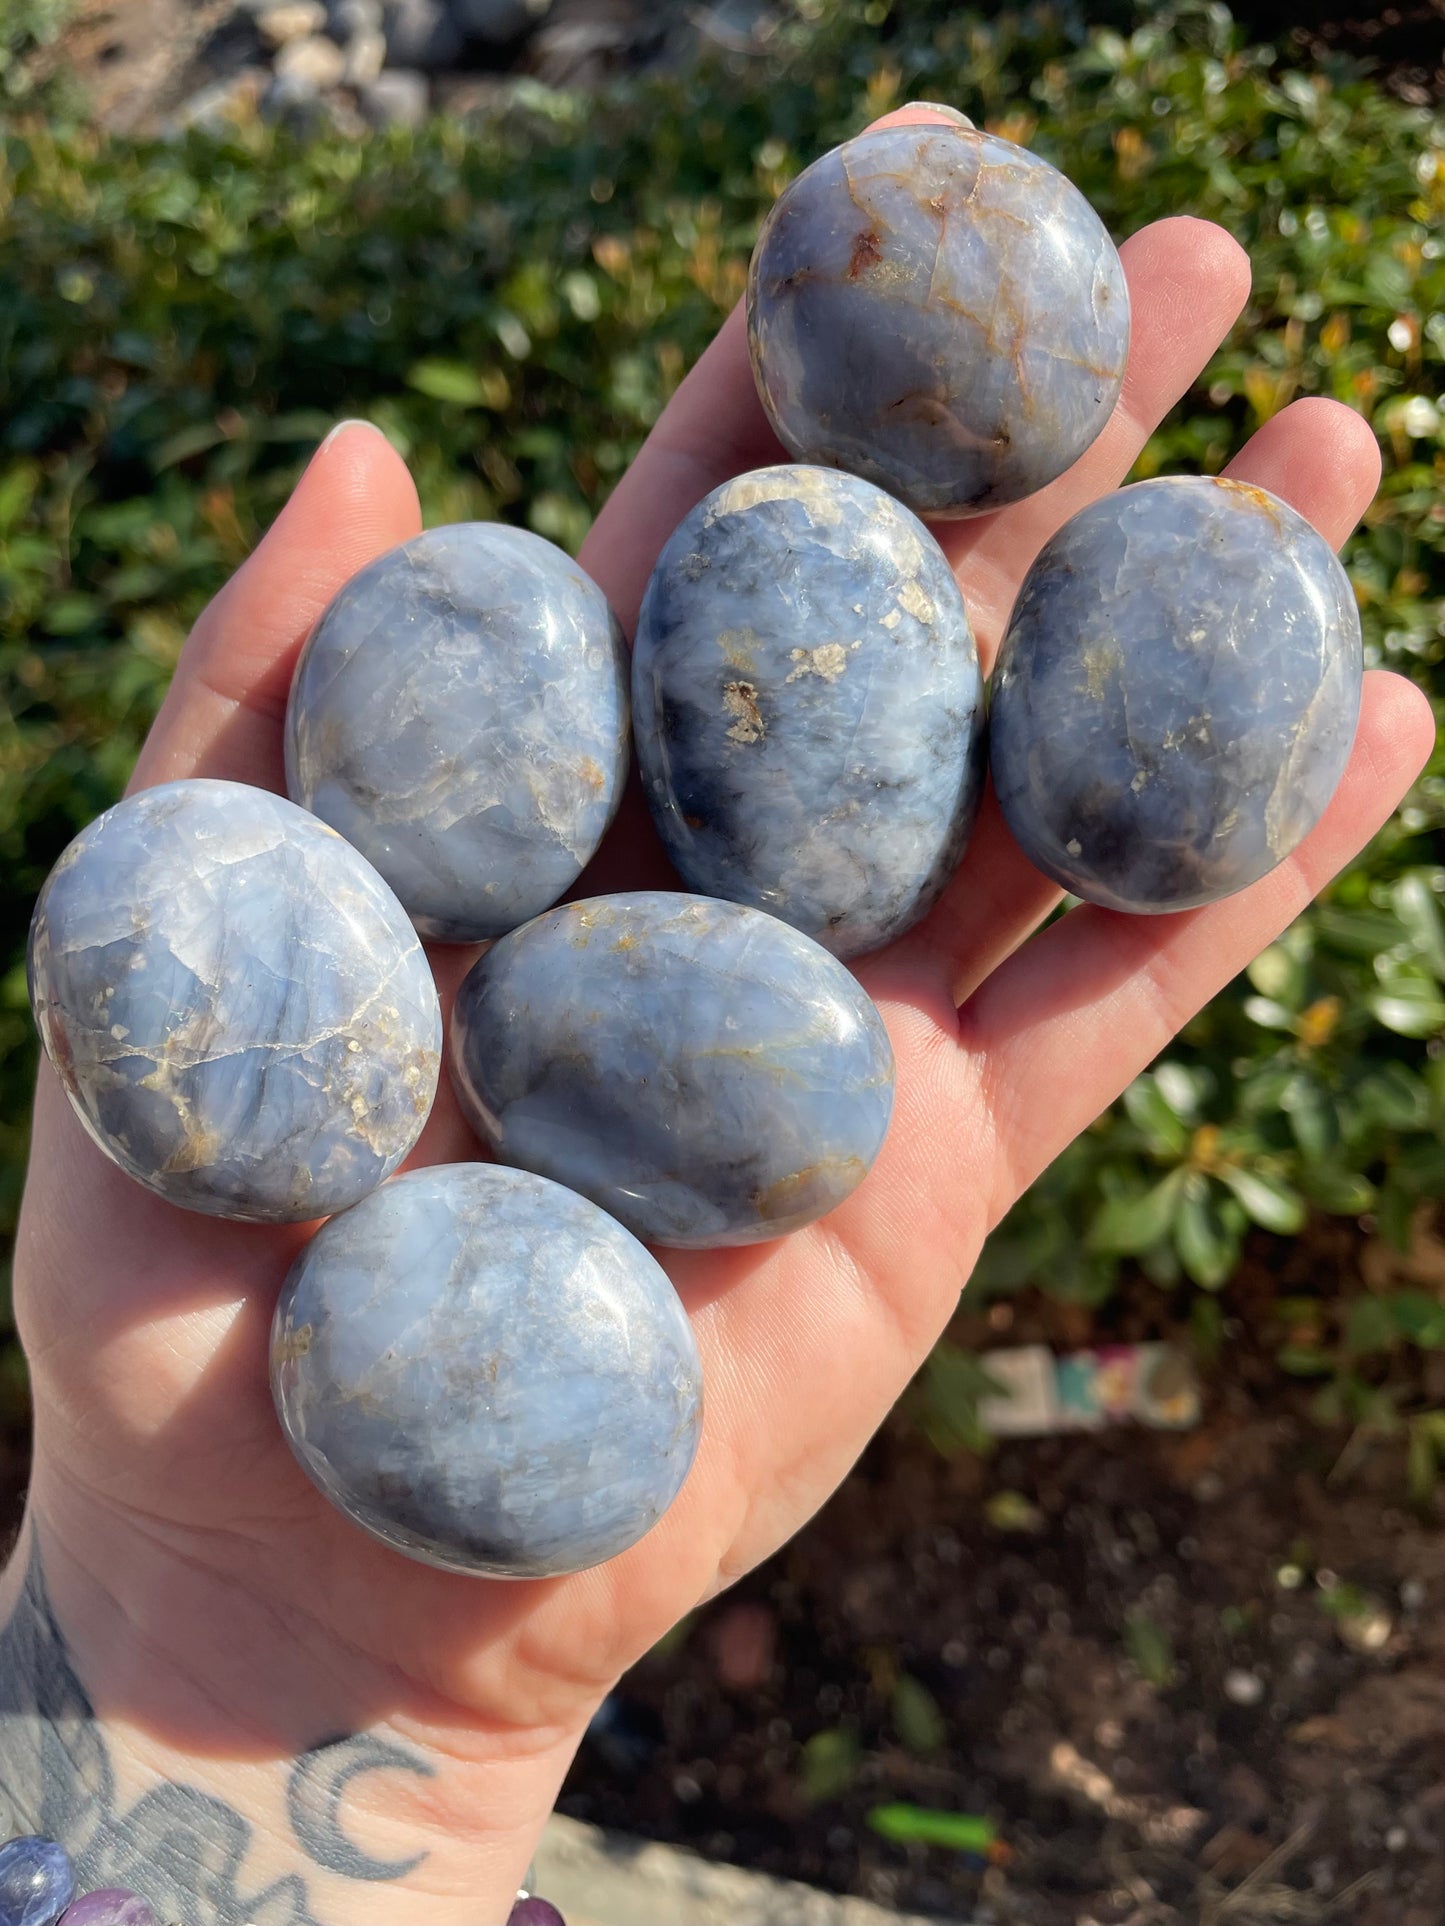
top-left (508, 1900), bottom-right (565, 1926)
top-left (58, 1893), bottom-right (158, 1926)
top-left (0, 1836), bottom-right (76, 1926)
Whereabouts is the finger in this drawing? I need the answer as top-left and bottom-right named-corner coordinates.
top-left (1219, 393), bottom-right (1382, 545)
top-left (576, 104), bottom-right (974, 634)
top-left (891, 393), bottom-right (1389, 1003)
top-left (955, 669), bottom-right (1435, 1227)
top-left (945, 216), bottom-right (1252, 665)
top-left (131, 421), bottom-right (422, 795)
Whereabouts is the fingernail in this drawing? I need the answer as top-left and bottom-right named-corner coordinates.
top-left (319, 417), bottom-right (381, 451)
top-left (911, 102), bottom-right (975, 129)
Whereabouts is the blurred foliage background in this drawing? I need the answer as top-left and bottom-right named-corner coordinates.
top-left (0, 0), bottom-right (1440, 1445)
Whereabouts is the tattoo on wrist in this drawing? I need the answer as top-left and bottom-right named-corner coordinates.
top-left (0, 1534), bottom-right (434, 1925)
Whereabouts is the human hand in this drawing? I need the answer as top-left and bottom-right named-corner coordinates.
top-left (2, 103), bottom-right (1433, 1926)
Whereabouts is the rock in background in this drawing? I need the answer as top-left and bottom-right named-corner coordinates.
top-left (49, 0), bottom-right (783, 136)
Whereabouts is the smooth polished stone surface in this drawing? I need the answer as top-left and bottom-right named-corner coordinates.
top-left (449, 892), bottom-right (895, 1248)
top-left (286, 522), bottom-right (629, 942)
top-left (989, 477), bottom-right (1364, 913)
top-left (633, 466), bottom-right (983, 958)
top-left (271, 1163), bottom-right (703, 1577)
top-left (746, 124), bottom-right (1129, 517)
top-left (28, 780), bottom-right (441, 1221)
top-left (0, 1837), bottom-right (74, 1926)
top-left (57, 1894), bottom-right (157, 1926)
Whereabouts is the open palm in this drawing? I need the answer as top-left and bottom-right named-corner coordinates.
top-left (10, 106), bottom-right (1433, 1924)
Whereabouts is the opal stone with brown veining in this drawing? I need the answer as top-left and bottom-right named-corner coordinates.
top-left (988, 477), bottom-right (1363, 912)
top-left (448, 892), bottom-right (895, 1247)
top-left (632, 465), bottom-right (984, 958)
top-left (746, 124), bottom-right (1129, 517)
top-left (27, 780), bottom-right (441, 1221)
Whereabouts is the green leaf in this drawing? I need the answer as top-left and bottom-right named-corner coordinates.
top-left (1218, 1166), bottom-right (1306, 1235)
top-left (1299, 1166), bottom-right (1375, 1215)
top-left (405, 359), bottom-right (498, 406)
top-left (1153, 1061), bottom-right (1205, 1123)
top-left (1281, 1075), bottom-right (1337, 1159)
top-left (1125, 1611), bottom-right (1174, 1688)
top-left (1175, 1179), bottom-right (1239, 1289)
top-left (1369, 978), bottom-right (1445, 1038)
top-left (1243, 995), bottom-right (1298, 1033)
top-left (1247, 943), bottom-right (1304, 1005)
top-left (800, 1727), bottom-right (859, 1804)
top-left (1408, 1412), bottom-right (1445, 1509)
top-left (1390, 1291), bottom-right (1445, 1350)
top-left (1123, 1075), bottom-right (1190, 1153)
top-left (1344, 1295), bottom-right (1396, 1358)
top-left (1391, 874), bottom-right (1445, 979)
top-left (1087, 1169), bottom-right (1186, 1255)
top-left (42, 592), bottom-right (103, 635)
top-left (866, 1804), bottom-right (997, 1853)
top-left (891, 1675), bottom-right (947, 1756)
top-left (1278, 1344), bottom-right (1334, 1378)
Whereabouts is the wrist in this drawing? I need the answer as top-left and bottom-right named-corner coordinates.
top-left (1, 1502), bottom-right (585, 1926)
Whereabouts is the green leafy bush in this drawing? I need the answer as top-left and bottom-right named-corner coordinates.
top-left (1, 1), bottom-right (1440, 1419)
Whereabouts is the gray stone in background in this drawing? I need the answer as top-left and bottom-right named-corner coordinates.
top-left (449, 891), bottom-right (896, 1248)
top-left (359, 65), bottom-right (430, 123)
top-left (747, 123), bottom-right (1130, 518)
top-left (532, 1815), bottom-right (967, 1926)
top-left (382, 0), bottom-right (465, 66)
top-left (633, 465), bottom-right (984, 959)
top-left (989, 475), bottom-right (1364, 913)
top-left (455, 0), bottom-right (554, 44)
top-left (285, 522), bottom-right (629, 944)
top-left (271, 1164), bottom-right (703, 1577)
top-left (27, 780), bottom-right (441, 1223)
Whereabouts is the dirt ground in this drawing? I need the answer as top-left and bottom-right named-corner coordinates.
top-left (559, 1225), bottom-right (1444, 1926)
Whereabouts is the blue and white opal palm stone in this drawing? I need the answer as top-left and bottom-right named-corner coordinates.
top-left (271, 1163), bottom-right (703, 1577)
top-left (285, 523), bottom-right (629, 943)
top-left (989, 477), bottom-right (1363, 913)
top-left (632, 466), bottom-right (984, 959)
top-left (27, 780), bottom-right (441, 1221)
top-left (0, 1837), bottom-right (74, 1926)
top-left (746, 124), bottom-right (1129, 517)
top-left (449, 892), bottom-right (895, 1248)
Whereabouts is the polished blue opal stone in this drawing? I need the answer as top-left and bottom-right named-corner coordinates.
top-left (286, 523), bottom-right (629, 943)
top-left (271, 1163), bottom-right (703, 1577)
top-left (0, 1836), bottom-right (75, 1926)
top-left (28, 780), bottom-right (441, 1221)
top-left (989, 477), bottom-right (1364, 912)
top-left (57, 1894), bottom-right (157, 1926)
top-left (746, 124), bottom-right (1129, 517)
top-left (448, 892), bottom-right (895, 1248)
top-left (632, 466), bottom-right (983, 958)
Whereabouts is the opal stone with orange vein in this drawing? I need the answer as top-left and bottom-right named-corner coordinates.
top-left (746, 124), bottom-right (1129, 517)
top-left (448, 893), bottom-right (895, 1248)
top-left (989, 477), bottom-right (1363, 912)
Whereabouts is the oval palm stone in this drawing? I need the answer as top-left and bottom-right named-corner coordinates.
top-left (632, 466), bottom-right (984, 959)
top-left (28, 780), bottom-right (441, 1221)
top-left (449, 892), bottom-right (895, 1248)
top-left (746, 124), bottom-right (1129, 517)
top-left (989, 477), bottom-right (1363, 912)
top-left (286, 523), bottom-right (628, 943)
top-left (271, 1163), bottom-right (703, 1577)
